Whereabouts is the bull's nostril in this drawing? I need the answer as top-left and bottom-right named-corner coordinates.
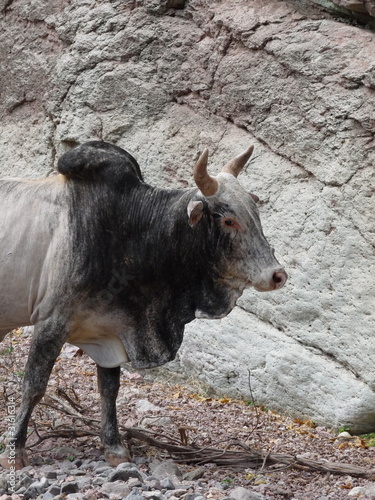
top-left (272, 271), bottom-right (287, 289)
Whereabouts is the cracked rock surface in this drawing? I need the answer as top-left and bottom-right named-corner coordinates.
top-left (0, 0), bottom-right (374, 431)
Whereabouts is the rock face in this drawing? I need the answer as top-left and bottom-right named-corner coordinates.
top-left (0, 0), bottom-right (374, 432)
top-left (311, 0), bottom-right (375, 18)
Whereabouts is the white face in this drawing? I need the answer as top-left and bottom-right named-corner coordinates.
top-left (203, 173), bottom-right (287, 293)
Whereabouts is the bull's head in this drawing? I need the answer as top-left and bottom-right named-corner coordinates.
top-left (187, 146), bottom-right (287, 295)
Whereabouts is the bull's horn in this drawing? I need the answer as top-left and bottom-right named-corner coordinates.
top-left (193, 149), bottom-right (219, 197)
top-left (221, 145), bottom-right (254, 177)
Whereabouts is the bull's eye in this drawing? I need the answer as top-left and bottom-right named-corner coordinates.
top-left (222, 217), bottom-right (241, 230)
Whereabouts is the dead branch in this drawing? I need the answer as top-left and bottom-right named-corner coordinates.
top-left (27, 429), bottom-right (99, 449)
top-left (29, 389), bottom-right (375, 480)
top-left (41, 393), bottom-right (101, 428)
top-left (125, 427), bottom-right (375, 479)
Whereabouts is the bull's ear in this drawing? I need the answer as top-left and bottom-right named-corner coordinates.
top-left (187, 201), bottom-right (204, 227)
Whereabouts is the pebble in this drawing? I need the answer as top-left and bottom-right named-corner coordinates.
top-left (108, 466), bottom-right (144, 482)
top-left (0, 458), bottom-right (267, 500)
top-left (160, 478), bottom-right (175, 490)
top-left (229, 486), bottom-right (265, 500)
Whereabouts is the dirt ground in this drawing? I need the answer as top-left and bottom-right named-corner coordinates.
top-left (0, 329), bottom-right (374, 499)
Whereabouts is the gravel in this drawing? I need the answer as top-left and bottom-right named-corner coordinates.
top-left (1, 334), bottom-right (374, 500)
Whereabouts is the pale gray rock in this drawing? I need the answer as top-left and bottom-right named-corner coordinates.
top-left (108, 467), bottom-right (144, 483)
top-left (159, 478), bottom-right (176, 490)
top-left (100, 480), bottom-right (131, 498)
top-left (135, 399), bottom-right (163, 414)
top-left (349, 484), bottom-right (375, 497)
top-left (0, 0), bottom-right (374, 432)
top-left (124, 489), bottom-right (148, 500)
top-left (229, 486), bottom-right (265, 500)
top-left (24, 477), bottom-right (49, 499)
top-left (311, 0), bottom-right (375, 17)
top-left (151, 462), bottom-right (182, 482)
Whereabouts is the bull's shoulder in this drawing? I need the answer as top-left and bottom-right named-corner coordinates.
top-left (57, 141), bottom-right (143, 183)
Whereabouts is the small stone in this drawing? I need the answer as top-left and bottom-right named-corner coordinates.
top-left (115, 462), bottom-right (134, 470)
top-left (42, 492), bottom-right (54, 500)
top-left (127, 478), bottom-right (143, 488)
top-left (84, 488), bottom-right (102, 500)
top-left (143, 492), bottom-right (165, 500)
top-left (45, 471), bottom-right (58, 480)
top-left (348, 489), bottom-right (361, 498)
top-left (15, 488), bottom-right (26, 496)
top-left (145, 479), bottom-right (162, 489)
top-left (24, 477), bottom-right (49, 499)
top-left (160, 478), bottom-right (175, 490)
top-left (92, 477), bottom-right (106, 486)
top-left (135, 399), bottom-right (162, 413)
top-left (337, 431), bottom-right (355, 441)
top-left (166, 489), bottom-right (188, 498)
top-left (133, 456), bottom-right (149, 465)
top-left (47, 483), bottom-right (61, 496)
top-left (141, 416), bottom-right (173, 427)
top-left (142, 490), bottom-right (164, 500)
top-left (79, 459), bottom-right (94, 469)
top-left (183, 495), bottom-right (202, 500)
top-left (52, 446), bottom-right (80, 460)
top-left (182, 469), bottom-right (204, 482)
top-left (61, 481), bottom-right (79, 494)
top-left (94, 466), bottom-right (113, 476)
top-left (16, 474), bottom-right (34, 489)
top-left (93, 460), bottom-right (109, 470)
top-left (124, 489), bottom-right (147, 500)
top-left (151, 462), bottom-right (182, 481)
top-left (108, 467), bottom-right (144, 483)
top-left (229, 486), bottom-right (265, 500)
top-left (77, 478), bottom-right (92, 490)
top-left (101, 480), bottom-right (131, 498)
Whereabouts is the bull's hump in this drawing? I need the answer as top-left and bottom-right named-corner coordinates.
top-left (57, 141), bottom-right (142, 182)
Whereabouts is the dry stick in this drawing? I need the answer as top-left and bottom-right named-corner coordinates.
top-left (125, 427), bottom-right (375, 479)
top-left (246, 368), bottom-right (261, 437)
top-left (56, 387), bottom-right (85, 413)
top-left (27, 429), bottom-right (99, 449)
top-left (41, 393), bottom-right (101, 427)
top-left (33, 391), bottom-right (375, 479)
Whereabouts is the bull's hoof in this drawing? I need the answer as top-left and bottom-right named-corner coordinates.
top-left (104, 444), bottom-right (132, 467)
top-left (0, 449), bottom-right (30, 470)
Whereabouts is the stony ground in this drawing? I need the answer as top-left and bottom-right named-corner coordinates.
top-left (0, 330), bottom-right (374, 500)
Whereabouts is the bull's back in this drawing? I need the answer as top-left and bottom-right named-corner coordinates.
top-left (0, 176), bottom-right (68, 329)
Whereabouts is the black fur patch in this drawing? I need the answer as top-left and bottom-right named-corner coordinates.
top-left (57, 141), bottom-right (143, 182)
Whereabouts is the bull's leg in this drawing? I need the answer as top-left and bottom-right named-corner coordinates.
top-left (97, 364), bottom-right (131, 466)
top-left (0, 320), bottom-right (66, 470)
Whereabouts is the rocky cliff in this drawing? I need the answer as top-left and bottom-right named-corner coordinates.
top-left (0, 0), bottom-right (374, 432)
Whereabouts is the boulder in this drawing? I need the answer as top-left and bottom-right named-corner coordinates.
top-left (0, 0), bottom-right (374, 432)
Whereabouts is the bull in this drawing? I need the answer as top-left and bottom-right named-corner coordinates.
top-left (0, 141), bottom-right (287, 469)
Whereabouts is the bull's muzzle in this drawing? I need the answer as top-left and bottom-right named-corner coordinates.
top-left (253, 268), bottom-right (288, 292)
